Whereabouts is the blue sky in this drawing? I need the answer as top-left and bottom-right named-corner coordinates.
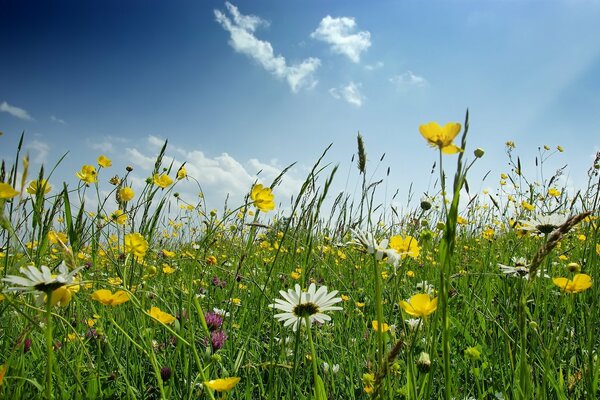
top-left (1, 0), bottom-right (599, 215)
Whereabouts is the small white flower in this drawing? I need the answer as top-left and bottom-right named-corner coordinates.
top-left (213, 307), bottom-right (230, 317)
top-left (416, 280), bottom-right (435, 296)
top-left (269, 283), bottom-right (342, 331)
top-left (405, 318), bottom-right (422, 331)
top-left (2, 262), bottom-right (82, 294)
top-left (519, 214), bottom-right (567, 234)
top-left (349, 228), bottom-right (393, 261)
top-left (498, 257), bottom-right (549, 280)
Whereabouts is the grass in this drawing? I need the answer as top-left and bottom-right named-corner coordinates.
top-left (1, 119), bottom-right (599, 399)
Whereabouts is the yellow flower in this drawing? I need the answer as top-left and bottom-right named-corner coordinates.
top-left (206, 255), bottom-right (218, 265)
top-left (162, 249), bottom-right (176, 258)
top-left (153, 173), bottom-right (173, 188)
top-left (371, 320), bottom-right (390, 333)
top-left (148, 306), bottom-right (176, 324)
top-left (399, 293), bottom-right (438, 318)
top-left (389, 235), bottom-right (420, 259)
top-left (124, 233), bottom-right (148, 258)
top-left (48, 231), bottom-right (68, 245)
top-left (118, 187), bottom-right (135, 202)
top-left (50, 286), bottom-right (73, 307)
top-left (0, 182), bottom-right (19, 199)
top-left (26, 179), bottom-right (51, 195)
top-left (521, 201), bottom-right (535, 211)
top-left (91, 289), bottom-right (130, 306)
top-left (362, 373), bottom-right (375, 394)
top-left (177, 165), bottom-right (187, 180)
top-left (204, 377), bottom-right (241, 392)
top-left (553, 274), bottom-right (592, 293)
top-left (596, 244), bottom-right (600, 256)
top-left (548, 188), bottom-right (561, 197)
top-left (108, 276), bottom-right (123, 286)
top-left (457, 216), bottom-right (468, 225)
top-left (97, 155), bottom-right (112, 168)
top-left (162, 265), bottom-right (176, 274)
top-left (290, 271), bottom-right (301, 280)
top-left (110, 210), bottom-right (127, 225)
top-left (250, 184), bottom-right (275, 212)
top-left (419, 122), bottom-right (463, 154)
top-left (76, 165), bottom-right (98, 184)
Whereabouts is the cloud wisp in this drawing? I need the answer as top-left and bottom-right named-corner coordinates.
top-left (311, 16), bottom-right (371, 63)
top-left (214, 2), bottom-right (321, 92)
top-left (1, 101), bottom-right (33, 120)
top-left (389, 71), bottom-right (429, 88)
top-left (329, 82), bottom-right (364, 107)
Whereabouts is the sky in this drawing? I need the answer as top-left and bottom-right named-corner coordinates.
top-left (1, 0), bottom-right (600, 218)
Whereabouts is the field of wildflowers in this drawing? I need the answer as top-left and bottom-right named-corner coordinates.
top-left (1, 114), bottom-right (599, 399)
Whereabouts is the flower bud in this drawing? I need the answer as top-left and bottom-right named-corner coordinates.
top-left (416, 351), bottom-right (431, 373)
top-left (474, 148), bottom-right (485, 158)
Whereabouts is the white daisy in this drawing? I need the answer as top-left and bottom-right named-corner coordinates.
top-left (269, 283), bottom-right (342, 331)
top-left (519, 214), bottom-right (567, 234)
top-left (349, 228), bottom-right (395, 262)
top-left (2, 262), bottom-right (82, 294)
top-left (498, 257), bottom-right (549, 279)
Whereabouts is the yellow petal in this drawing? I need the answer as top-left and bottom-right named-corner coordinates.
top-left (441, 144), bottom-right (463, 154)
top-left (419, 122), bottom-right (442, 143)
top-left (553, 277), bottom-right (569, 289)
top-left (572, 274), bottom-right (592, 292)
top-left (442, 122), bottom-right (461, 141)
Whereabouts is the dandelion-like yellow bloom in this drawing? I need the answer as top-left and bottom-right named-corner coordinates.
top-left (153, 173), bottom-right (173, 188)
top-left (553, 274), bottom-right (592, 293)
top-left (419, 122), bottom-right (462, 154)
top-left (124, 233), bottom-right (148, 258)
top-left (177, 165), bottom-right (187, 180)
top-left (110, 210), bottom-right (127, 225)
top-left (250, 184), bottom-right (275, 212)
top-left (389, 235), bottom-right (420, 259)
top-left (548, 188), bottom-right (561, 197)
top-left (0, 182), bottom-right (19, 199)
top-left (26, 179), bottom-right (51, 195)
top-left (148, 306), bottom-right (176, 324)
top-left (399, 293), bottom-right (438, 318)
top-left (204, 377), bottom-right (241, 392)
top-left (206, 255), bottom-right (218, 265)
top-left (76, 165), bottom-right (98, 184)
top-left (48, 231), bottom-right (68, 245)
top-left (97, 155), bottom-right (112, 168)
top-left (118, 187), bottom-right (135, 202)
top-left (521, 201), bottom-right (535, 211)
top-left (162, 249), bottom-right (176, 258)
top-left (371, 320), bottom-right (390, 333)
top-left (91, 289), bottom-right (130, 306)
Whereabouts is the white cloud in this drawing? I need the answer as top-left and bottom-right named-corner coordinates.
top-left (311, 16), bottom-right (371, 63)
top-left (365, 61), bottom-right (384, 71)
top-left (50, 115), bottom-right (66, 124)
top-left (88, 136), bottom-right (130, 153)
top-left (329, 82), bottom-right (364, 107)
top-left (389, 71), bottom-right (428, 88)
top-left (123, 136), bottom-right (305, 213)
top-left (25, 140), bottom-right (50, 164)
top-left (214, 2), bottom-right (321, 92)
top-left (0, 101), bottom-right (33, 120)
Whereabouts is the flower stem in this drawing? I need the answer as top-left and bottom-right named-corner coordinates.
top-left (45, 296), bottom-right (54, 400)
top-left (373, 257), bottom-right (385, 368)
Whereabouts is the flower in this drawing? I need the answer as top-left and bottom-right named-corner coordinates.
top-left (498, 257), bottom-right (548, 279)
top-left (371, 320), bottom-right (390, 333)
top-left (110, 210), bottom-right (127, 225)
top-left (118, 187), bottom-right (135, 202)
top-left (553, 274), bottom-right (592, 293)
top-left (250, 184), bottom-right (275, 212)
top-left (153, 173), bottom-right (173, 188)
top-left (76, 165), bottom-right (98, 184)
top-left (548, 188), bottom-right (561, 197)
top-left (26, 179), bottom-right (51, 195)
top-left (204, 312), bottom-right (224, 331)
top-left (269, 283), bottom-right (342, 331)
top-left (2, 262), bottom-right (83, 301)
top-left (204, 377), bottom-right (240, 392)
top-left (176, 165), bottom-right (187, 180)
top-left (206, 255), bottom-right (218, 265)
top-left (399, 293), bottom-right (438, 318)
top-left (211, 330), bottom-right (228, 350)
top-left (419, 122), bottom-right (462, 154)
top-left (389, 235), bottom-right (420, 259)
top-left (148, 306), bottom-right (177, 324)
top-left (97, 155), bottom-right (112, 168)
top-left (349, 229), bottom-right (392, 261)
top-left (520, 214), bottom-right (568, 235)
top-left (48, 231), bottom-right (68, 245)
top-left (0, 182), bottom-right (19, 199)
top-left (124, 233), bottom-right (148, 258)
top-left (91, 289), bottom-right (130, 306)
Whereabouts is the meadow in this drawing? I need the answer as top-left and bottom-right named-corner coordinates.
top-left (1, 114), bottom-right (599, 399)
